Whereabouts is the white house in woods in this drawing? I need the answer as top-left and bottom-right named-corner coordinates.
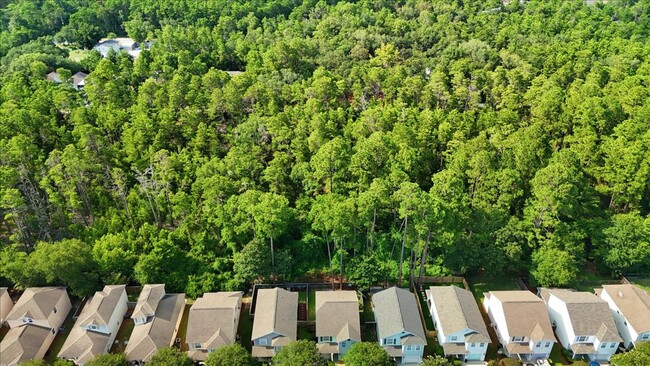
top-left (251, 288), bottom-right (298, 359)
top-left (316, 291), bottom-right (361, 361)
top-left (185, 292), bottom-right (242, 362)
top-left (125, 284), bottom-right (186, 364)
top-left (426, 286), bottom-right (490, 361)
top-left (58, 285), bottom-right (128, 365)
top-left (0, 287), bottom-right (13, 324)
top-left (596, 284), bottom-right (650, 349)
top-left (0, 287), bottom-right (72, 366)
top-left (93, 37), bottom-right (147, 58)
top-left (483, 291), bottom-right (555, 361)
top-left (373, 287), bottom-right (427, 364)
top-left (540, 288), bottom-right (621, 362)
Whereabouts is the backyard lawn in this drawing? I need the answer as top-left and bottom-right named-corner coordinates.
top-left (176, 304), bottom-right (191, 351)
top-left (308, 290), bottom-right (316, 321)
top-left (44, 310), bottom-right (77, 363)
top-left (238, 303), bottom-right (254, 351)
top-left (468, 273), bottom-right (519, 302)
top-left (629, 277), bottom-right (650, 293)
top-left (110, 318), bottom-right (135, 353)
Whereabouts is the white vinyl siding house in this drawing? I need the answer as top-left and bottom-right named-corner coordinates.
top-left (540, 289), bottom-right (621, 362)
top-left (597, 284), bottom-right (650, 350)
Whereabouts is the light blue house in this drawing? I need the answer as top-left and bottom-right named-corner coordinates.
top-left (373, 287), bottom-right (427, 364)
top-left (427, 286), bottom-right (491, 361)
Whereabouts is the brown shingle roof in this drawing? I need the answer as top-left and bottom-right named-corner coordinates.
top-left (6, 287), bottom-right (67, 323)
top-left (373, 287), bottom-right (426, 344)
top-left (600, 284), bottom-right (650, 333)
top-left (186, 292), bottom-right (242, 361)
top-left (251, 288), bottom-right (297, 341)
top-left (132, 284), bottom-right (166, 320)
top-left (427, 286), bottom-right (489, 343)
top-left (0, 323), bottom-right (52, 366)
top-left (489, 291), bottom-right (554, 341)
top-left (315, 291), bottom-right (360, 342)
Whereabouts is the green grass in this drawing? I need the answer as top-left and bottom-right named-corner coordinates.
top-left (299, 291), bottom-right (307, 302)
top-left (176, 304), bottom-right (191, 351)
top-left (308, 290), bottom-right (316, 321)
top-left (362, 296), bottom-right (375, 322)
top-left (44, 310), bottom-right (77, 363)
top-left (630, 278), bottom-right (650, 293)
top-left (573, 272), bottom-right (618, 292)
top-left (298, 325), bottom-right (313, 340)
top-left (110, 318), bottom-right (135, 353)
top-left (549, 344), bottom-right (569, 365)
top-left (468, 273), bottom-right (519, 302)
top-left (238, 304), bottom-right (254, 352)
top-left (68, 49), bottom-right (91, 62)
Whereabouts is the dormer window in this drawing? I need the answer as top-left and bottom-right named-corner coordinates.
top-left (193, 342), bottom-right (201, 349)
top-left (577, 336), bottom-right (588, 342)
top-left (512, 336), bottom-right (524, 342)
top-left (385, 338), bottom-right (396, 345)
top-left (450, 336), bottom-right (459, 342)
top-left (89, 325), bottom-right (98, 330)
top-left (21, 318), bottom-right (33, 324)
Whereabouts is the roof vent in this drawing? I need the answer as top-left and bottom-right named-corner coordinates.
top-left (618, 291), bottom-right (623, 298)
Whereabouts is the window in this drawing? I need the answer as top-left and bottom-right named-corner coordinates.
top-left (624, 321), bottom-right (627, 326)
top-left (470, 343), bottom-right (476, 347)
top-left (21, 318), bottom-right (33, 324)
top-left (601, 343), bottom-right (606, 348)
top-left (405, 345), bottom-right (413, 351)
top-left (385, 338), bottom-right (396, 345)
top-left (512, 336), bottom-right (524, 342)
top-left (415, 345), bottom-right (422, 351)
top-left (610, 343), bottom-right (616, 348)
top-left (545, 342), bottom-right (551, 348)
top-left (450, 336), bottom-right (459, 342)
top-left (642, 334), bottom-right (650, 340)
top-left (89, 325), bottom-right (98, 330)
top-left (258, 338), bottom-right (268, 346)
top-left (535, 342), bottom-right (541, 348)
top-left (577, 336), bottom-right (588, 342)
top-left (479, 343), bottom-right (485, 347)
top-left (321, 336), bottom-right (332, 343)
top-left (193, 342), bottom-right (201, 349)
top-left (208, 349), bottom-right (215, 354)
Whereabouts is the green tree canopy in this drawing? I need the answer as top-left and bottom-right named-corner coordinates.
top-left (272, 340), bottom-right (328, 366)
top-left (343, 342), bottom-right (391, 366)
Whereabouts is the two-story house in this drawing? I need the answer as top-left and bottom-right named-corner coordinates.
top-left (58, 285), bottom-right (128, 365)
top-left (540, 288), bottom-right (621, 362)
top-left (186, 292), bottom-right (242, 362)
top-left (0, 287), bottom-right (13, 324)
top-left (251, 288), bottom-right (298, 359)
top-left (1, 287), bottom-right (72, 366)
top-left (316, 291), bottom-right (361, 361)
top-left (483, 291), bottom-right (555, 361)
top-left (426, 286), bottom-right (490, 361)
top-left (373, 287), bottom-right (427, 364)
top-left (596, 284), bottom-right (650, 349)
top-left (125, 284), bottom-right (186, 364)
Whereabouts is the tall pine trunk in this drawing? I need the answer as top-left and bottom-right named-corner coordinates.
top-left (398, 216), bottom-right (407, 286)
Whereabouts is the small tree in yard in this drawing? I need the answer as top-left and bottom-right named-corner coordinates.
top-left (147, 347), bottom-right (193, 366)
top-left (272, 340), bottom-right (328, 366)
top-left (610, 341), bottom-right (650, 366)
top-left (500, 358), bottom-right (521, 366)
top-left (205, 343), bottom-right (255, 366)
top-left (343, 342), bottom-right (391, 366)
top-left (86, 353), bottom-right (129, 366)
top-left (421, 355), bottom-right (454, 366)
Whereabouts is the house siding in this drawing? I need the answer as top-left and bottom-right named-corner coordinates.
top-left (104, 290), bottom-right (128, 353)
top-left (600, 290), bottom-right (638, 349)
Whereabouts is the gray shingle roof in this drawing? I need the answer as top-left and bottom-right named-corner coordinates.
top-left (186, 292), bottom-right (242, 361)
top-left (373, 287), bottom-right (426, 344)
top-left (132, 284), bottom-right (166, 320)
top-left (6, 287), bottom-right (67, 323)
top-left (315, 291), bottom-right (360, 342)
top-left (487, 291), bottom-right (554, 341)
top-left (600, 284), bottom-right (650, 333)
top-left (0, 323), bottom-right (52, 366)
top-left (426, 286), bottom-right (490, 343)
top-left (251, 288), bottom-right (297, 341)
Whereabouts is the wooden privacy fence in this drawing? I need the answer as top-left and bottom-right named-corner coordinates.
top-left (416, 276), bottom-right (470, 291)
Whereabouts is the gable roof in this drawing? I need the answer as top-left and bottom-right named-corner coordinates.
top-left (487, 291), bottom-right (554, 341)
top-left (373, 287), bottom-right (427, 344)
top-left (126, 293), bottom-right (186, 362)
top-left (251, 288), bottom-right (298, 341)
top-left (186, 292), bottom-right (241, 359)
top-left (427, 286), bottom-right (489, 343)
top-left (58, 285), bottom-right (126, 364)
top-left (541, 289), bottom-right (621, 342)
top-left (0, 287), bottom-right (13, 322)
top-left (6, 287), bottom-right (68, 325)
top-left (72, 72), bottom-right (87, 86)
top-left (0, 323), bottom-right (52, 366)
top-left (315, 291), bottom-right (360, 342)
top-left (132, 284), bottom-right (166, 320)
top-left (76, 285), bottom-right (126, 327)
top-left (600, 284), bottom-right (650, 333)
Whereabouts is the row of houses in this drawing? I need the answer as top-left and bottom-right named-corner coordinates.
top-left (1, 283), bottom-right (648, 366)
top-left (425, 284), bottom-right (650, 364)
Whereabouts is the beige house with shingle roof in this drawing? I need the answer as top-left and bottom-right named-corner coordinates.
top-left (540, 288), bottom-right (621, 362)
top-left (0, 287), bottom-right (71, 366)
top-left (596, 284), bottom-right (650, 349)
top-left (0, 287), bottom-right (13, 323)
top-left (427, 286), bottom-right (490, 362)
top-left (58, 285), bottom-right (128, 365)
top-left (316, 291), bottom-right (360, 361)
top-left (251, 288), bottom-right (298, 359)
top-left (186, 292), bottom-right (242, 362)
top-left (374, 287), bottom-right (427, 365)
top-left (483, 291), bottom-right (555, 361)
top-left (125, 285), bottom-right (186, 364)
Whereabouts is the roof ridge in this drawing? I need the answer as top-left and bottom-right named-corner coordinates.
top-left (394, 287), bottom-right (407, 333)
top-left (272, 288), bottom-right (280, 334)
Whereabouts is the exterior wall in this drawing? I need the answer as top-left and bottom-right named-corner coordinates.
top-left (0, 292), bottom-right (13, 323)
top-left (104, 290), bottom-right (128, 353)
top-left (253, 332), bottom-right (279, 347)
top-left (401, 343), bottom-right (425, 359)
top-left (34, 331), bottom-right (57, 362)
top-left (600, 290), bottom-right (637, 348)
top-left (546, 296), bottom-right (573, 349)
top-left (484, 297), bottom-right (510, 346)
top-left (529, 339), bottom-right (553, 357)
top-left (466, 341), bottom-right (488, 360)
top-left (339, 339), bottom-right (355, 355)
top-left (51, 294), bottom-right (72, 330)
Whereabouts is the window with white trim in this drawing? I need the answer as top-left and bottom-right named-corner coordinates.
top-left (535, 342), bottom-right (541, 348)
top-left (512, 336), bottom-right (524, 342)
top-left (193, 342), bottom-right (201, 349)
top-left (601, 343), bottom-right (606, 348)
top-left (479, 343), bottom-right (485, 347)
top-left (89, 325), bottom-right (98, 330)
top-left (415, 345), bottom-right (422, 351)
top-left (450, 336), bottom-right (459, 342)
top-left (577, 336), bottom-right (588, 342)
top-left (258, 338), bottom-right (268, 346)
top-left (610, 343), bottom-right (616, 348)
top-left (385, 338), bottom-right (396, 345)
top-left (405, 345), bottom-right (413, 351)
top-left (545, 342), bottom-right (551, 348)
top-left (641, 333), bottom-right (650, 340)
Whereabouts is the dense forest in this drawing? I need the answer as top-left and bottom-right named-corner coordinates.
top-left (0, 0), bottom-right (649, 298)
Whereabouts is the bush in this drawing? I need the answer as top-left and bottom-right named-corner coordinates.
top-left (500, 359), bottom-right (521, 366)
top-left (572, 360), bottom-right (588, 366)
